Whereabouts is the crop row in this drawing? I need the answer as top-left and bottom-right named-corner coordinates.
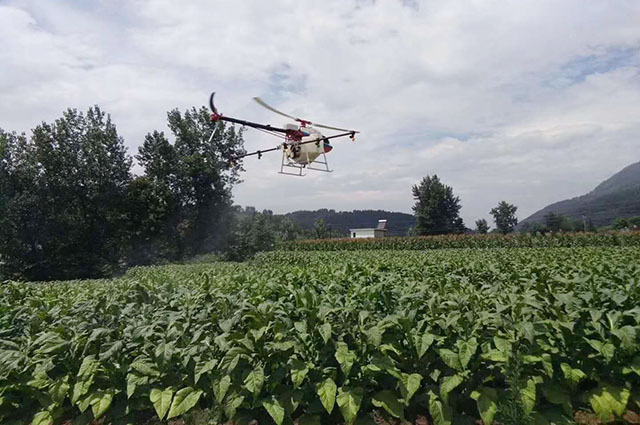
top-left (277, 231), bottom-right (640, 251)
top-left (0, 248), bottom-right (639, 424)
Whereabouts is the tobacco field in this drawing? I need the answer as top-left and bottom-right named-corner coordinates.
top-left (277, 232), bottom-right (640, 251)
top-left (1, 247), bottom-right (639, 424)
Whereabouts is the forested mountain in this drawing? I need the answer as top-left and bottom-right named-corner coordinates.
top-left (282, 209), bottom-right (415, 236)
top-left (521, 161), bottom-right (640, 227)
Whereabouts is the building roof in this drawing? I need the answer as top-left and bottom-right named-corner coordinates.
top-left (350, 219), bottom-right (389, 233)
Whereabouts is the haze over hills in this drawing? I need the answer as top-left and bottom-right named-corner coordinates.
top-left (521, 161), bottom-right (640, 227)
top-left (283, 209), bottom-right (415, 236)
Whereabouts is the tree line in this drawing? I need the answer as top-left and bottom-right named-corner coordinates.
top-left (411, 175), bottom-right (519, 235)
top-left (0, 106), bottom-right (244, 281)
top-left (410, 174), bottom-right (631, 236)
top-left (3, 105), bottom-right (627, 281)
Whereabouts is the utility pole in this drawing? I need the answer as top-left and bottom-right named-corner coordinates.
top-left (582, 214), bottom-right (587, 232)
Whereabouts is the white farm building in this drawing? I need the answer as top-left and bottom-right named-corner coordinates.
top-left (349, 219), bottom-right (388, 238)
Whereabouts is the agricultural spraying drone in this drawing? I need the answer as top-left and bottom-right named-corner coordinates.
top-left (209, 92), bottom-right (359, 176)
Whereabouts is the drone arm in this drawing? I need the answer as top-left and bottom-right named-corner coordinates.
top-left (210, 92), bottom-right (289, 134)
top-left (213, 114), bottom-right (289, 134)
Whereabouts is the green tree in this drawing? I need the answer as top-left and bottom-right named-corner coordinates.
top-left (0, 130), bottom-right (31, 280)
top-left (543, 212), bottom-right (572, 232)
top-left (411, 175), bottom-right (465, 235)
top-left (136, 106), bottom-right (244, 259)
top-left (223, 208), bottom-right (275, 261)
top-left (314, 218), bottom-right (329, 239)
top-left (612, 217), bottom-right (630, 230)
top-left (0, 108), bottom-right (132, 280)
top-left (275, 217), bottom-right (301, 241)
top-left (628, 216), bottom-right (640, 229)
top-left (124, 176), bottom-right (181, 265)
top-left (475, 219), bottom-right (489, 234)
top-left (490, 201), bottom-right (518, 234)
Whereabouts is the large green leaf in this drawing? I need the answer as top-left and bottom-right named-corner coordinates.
top-left (150, 387), bottom-right (174, 420)
top-left (77, 355), bottom-right (99, 379)
top-left (471, 387), bottom-right (498, 425)
top-left (560, 363), bottom-right (586, 385)
top-left (428, 391), bottom-right (452, 425)
top-left (244, 366), bottom-right (265, 396)
top-left (77, 394), bottom-right (93, 413)
top-left (224, 392), bottom-right (245, 420)
top-left (366, 325), bottom-right (383, 348)
top-left (130, 358), bottom-right (160, 377)
top-left (456, 337), bottom-right (477, 369)
top-left (585, 339), bottom-right (615, 362)
top-left (482, 350), bottom-right (509, 363)
top-left (518, 322), bottom-right (535, 343)
top-left (371, 390), bottom-right (404, 418)
top-left (263, 397), bottom-right (285, 425)
top-left (213, 375), bottom-right (231, 404)
top-left (521, 378), bottom-right (537, 415)
top-left (612, 326), bottom-right (636, 350)
top-left (72, 377), bottom-right (94, 405)
top-left (438, 349), bottom-right (462, 371)
top-left (399, 372), bottom-right (422, 404)
top-left (155, 341), bottom-right (175, 364)
top-left (316, 378), bottom-right (337, 414)
top-left (49, 377), bottom-right (70, 404)
top-left (335, 342), bottom-right (357, 376)
top-left (28, 372), bottom-right (49, 389)
top-left (291, 359), bottom-right (309, 388)
top-left (32, 411), bottom-right (54, 425)
top-left (414, 331), bottom-right (436, 359)
top-left (194, 359), bottom-right (217, 385)
top-left (337, 386), bottom-right (363, 425)
top-left (90, 390), bottom-right (114, 419)
top-left (72, 356), bottom-right (99, 404)
top-left (366, 354), bottom-right (400, 377)
top-left (99, 340), bottom-right (123, 361)
top-left (250, 326), bottom-right (267, 342)
top-left (126, 373), bottom-right (148, 399)
top-left (319, 323), bottom-right (332, 344)
top-left (167, 387), bottom-right (203, 419)
top-left (440, 374), bottom-right (464, 404)
top-left (587, 385), bottom-right (630, 421)
top-left (493, 336), bottom-right (512, 353)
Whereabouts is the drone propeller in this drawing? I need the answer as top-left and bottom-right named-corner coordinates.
top-left (253, 97), bottom-right (297, 121)
top-left (253, 97), bottom-right (358, 133)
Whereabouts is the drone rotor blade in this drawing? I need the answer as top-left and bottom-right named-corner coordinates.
top-left (312, 123), bottom-right (359, 132)
top-left (209, 92), bottom-right (217, 113)
top-left (254, 96), bottom-right (359, 133)
top-left (253, 97), bottom-right (298, 121)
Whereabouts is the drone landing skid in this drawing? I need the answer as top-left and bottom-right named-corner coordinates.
top-left (279, 151), bottom-right (333, 177)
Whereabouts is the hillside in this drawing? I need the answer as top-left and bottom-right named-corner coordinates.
top-left (521, 161), bottom-right (640, 227)
top-left (283, 208), bottom-right (415, 236)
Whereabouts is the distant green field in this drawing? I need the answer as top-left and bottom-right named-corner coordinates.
top-left (277, 231), bottom-right (640, 251)
top-left (1, 247), bottom-right (639, 424)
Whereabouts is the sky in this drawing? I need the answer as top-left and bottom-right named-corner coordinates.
top-left (1, 0), bottom-right (639, 226)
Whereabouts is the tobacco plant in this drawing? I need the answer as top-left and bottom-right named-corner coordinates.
top-left (0, 247), bottom-right (639, 424)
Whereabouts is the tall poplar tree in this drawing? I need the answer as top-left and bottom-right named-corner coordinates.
top-left (411, 175), bottom-right (465, 235)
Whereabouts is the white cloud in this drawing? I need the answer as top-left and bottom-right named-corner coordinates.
top-left (1, 0), bottom-right (639, 225)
